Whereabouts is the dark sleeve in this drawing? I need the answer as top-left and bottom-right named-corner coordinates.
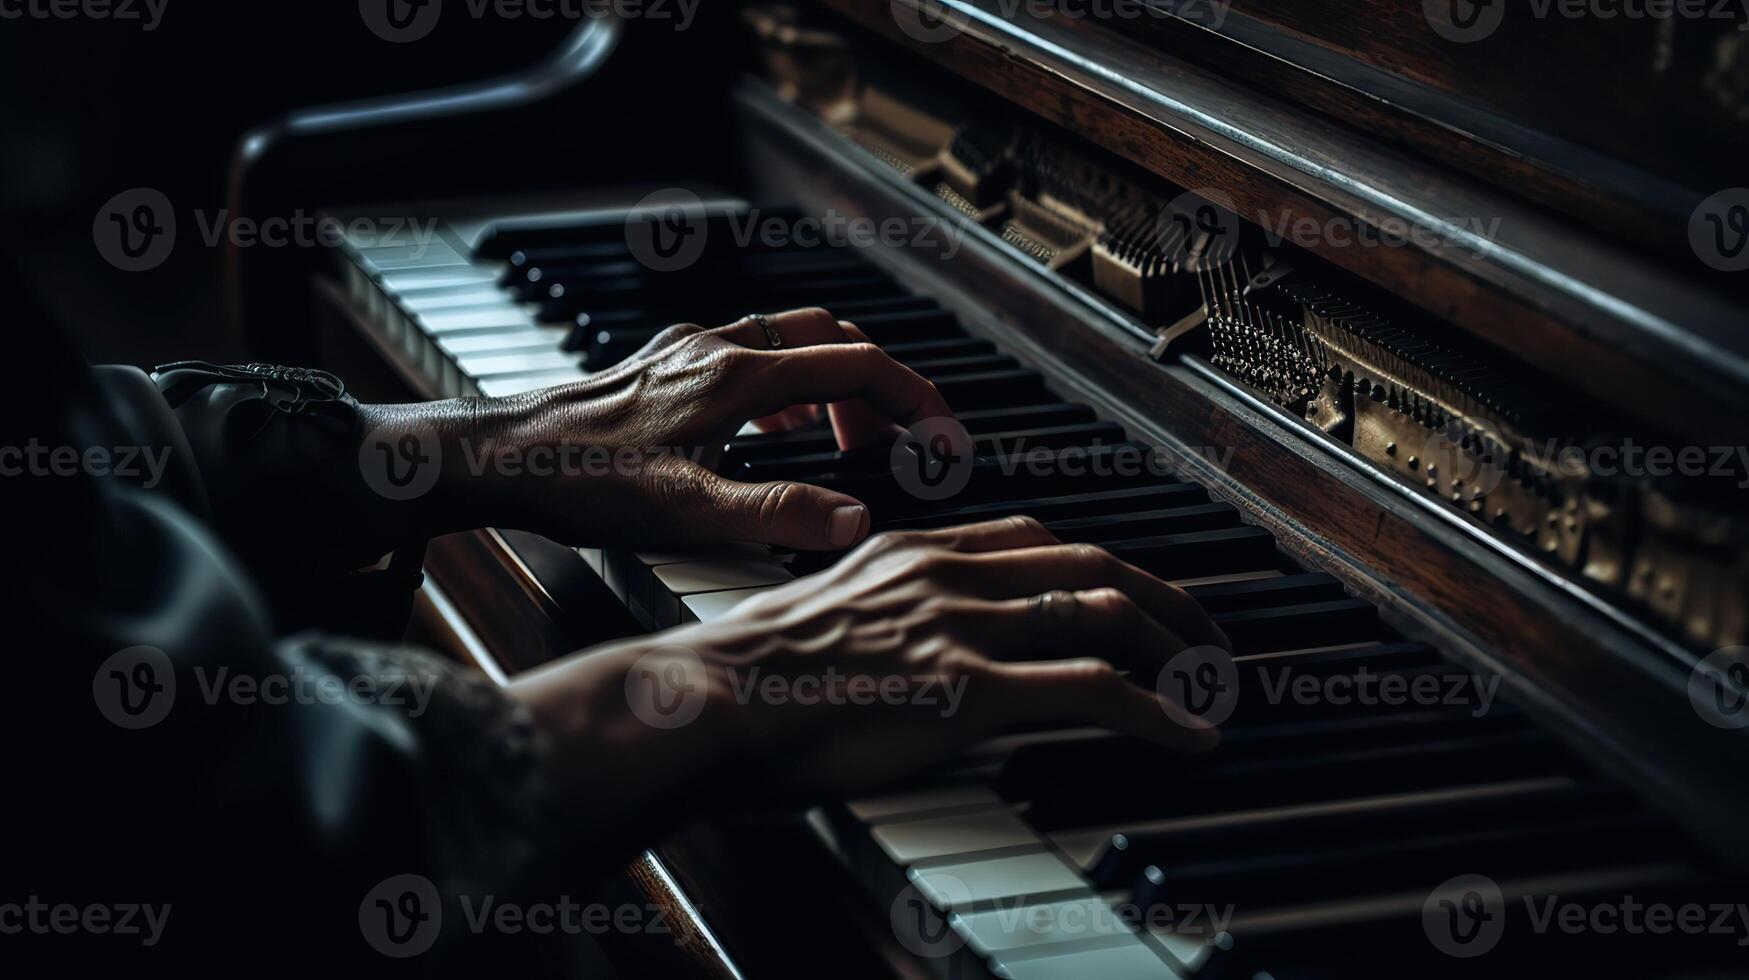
top-left (146, 360), bottom-right (426, 637)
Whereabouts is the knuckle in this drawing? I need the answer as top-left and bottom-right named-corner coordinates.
top-left (862, 529), bottom-right (912, 556)
top-left (1081, 587), bottom-right (1132, 615)
top-left (1069, 659), bottom-right (1121, 687)
top-left (1067, 542), bottom-right (1113, 568)
top-left (753, 482), bottom-right (797, 528)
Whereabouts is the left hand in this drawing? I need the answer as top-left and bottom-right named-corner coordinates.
top-left (372, 308), bottom-right (954, 550)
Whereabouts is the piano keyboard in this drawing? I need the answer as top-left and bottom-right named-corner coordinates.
top-left (337, 205), bottom-right (1739, 978)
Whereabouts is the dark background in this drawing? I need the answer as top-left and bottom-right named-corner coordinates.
top-left (1, 2), bottom-right (576, 366)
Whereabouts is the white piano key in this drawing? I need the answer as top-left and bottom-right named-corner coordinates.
top-left (911, 851), bottom-right (1086, 911)
top-left (419, 308), bottom-right (538, 335)
top-left (680, 585), bottom-right (783, 623)
top-left (846, 785), bottom-right (1005, 823)
top-left (378, 266), bottom-right (498, 294)
top-left (635, 542), bottom-right (776, 566)
top-left (399, 286), bottom-right (511, 313)
top-left (651, 560), bottom-right (795, 628)
top-left (991, 937), bottom-right (1177, 980)
top-left (872, 808), bottom-right (1041, 864)
top-left (458, 350), bottom-right (583, 379)
top-left (952, 897), bottom-right (1138, 957)
top-left (437, 328), bottom-right (568, 357)
top-left (355, 240), bottom-right (467, 271)
top-left (476, 370), bottom-right (587, 398)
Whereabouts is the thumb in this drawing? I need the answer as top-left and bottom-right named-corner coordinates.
top-left (706, 475), bottom-right (870, 551)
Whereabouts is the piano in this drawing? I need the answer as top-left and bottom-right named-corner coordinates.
top-left (234, 3), bottom-right (1749, 976)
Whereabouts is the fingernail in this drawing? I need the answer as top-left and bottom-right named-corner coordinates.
top-left (828, 505), bottom-right (867, 548)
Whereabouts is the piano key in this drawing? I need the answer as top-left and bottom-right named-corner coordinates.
top-left (454, 350), bottom-right (583, 380)
top-left (951, 896), bottom-right (1141, 958)
top-left (846, 784), bottom-right (1006, 823)
top-left (396, 286), bottom-right (513, 313)
top-left (1081, 778), bottom-right (1628, 890)
top-left (871, 808), bottom-right (1043, 864)
top-left (649, 560), bottom-right (795, 629)
top-left (475, 370), bottom-right (587, 398)
top-left (846, 308), bottom-right (961, 344)
top-left (1000, 727), bottom-right (1571, 830)
top-left (988, 939), bottom-right (1178, 980)
top-left (1179, 572), bottom-right (1345, 613)
top-left (377, 266), bottom-right (499, 295)
top-left (680, 585), bottom-right (782, 624)
top-left (735, 421), bottom-right (1127, 484)
top-left (725, 402), bottom-right (1099, 465)
top-left (1104, 526), bottom-right (1279, 579)
top-left (418, 307), bottom-right (540, 335)
top-left (435, 327), bottom-right (568, 357)
top-left (873, 483), bottom-right (1207, 531)
top-left (911, 851), bottom-right (1088, 911)
top-left (931, 368), bottom-right (1053, 408)
top-left (1211, 598), bottom-right (1379, 654)
top-left (1045, 503), bottom-right (1241, 543)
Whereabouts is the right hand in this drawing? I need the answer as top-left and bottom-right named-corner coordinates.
top-left (616, 517), bottom-right (1233, 798)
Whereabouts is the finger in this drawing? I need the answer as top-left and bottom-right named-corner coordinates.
top-left (948, 544), bottom-right (1232, 652)
top-left (711, 307), bottom-right (849, 350)
top-left (751, 403), bottom-right (823, 433)
top-left (870, 516), bottom-right (1059, 555)
top-left (983, 658), bottom-right (1220, 754)
top-left (741, 343), bottom-right (953, 436)
top-left (697, 472), bottom-right (871, 550)
top-left (976, 587), bottom-right (1191, 675)
top-left (826, 320), bottom-right (907, 449)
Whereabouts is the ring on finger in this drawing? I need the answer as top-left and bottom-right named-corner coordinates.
top-left (1028, 589), bottom-right (1080, 623)
top-left (748, 313), bottom-right (783, 349)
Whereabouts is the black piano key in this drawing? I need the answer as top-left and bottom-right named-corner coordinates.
top-left (1212, 598), bottom-right (1380, 654)
top-left (1084, 779), bottom-right (1632, 889)
top-left (1181, 573), bottom-right (1346, 613)
top-left (539, 272), bottom-right (900, 322)
top-left (931, 369), bottom-right (1054, 408)
top-left (725, 402), bottom-right (1096, 466)
top-left (903, 354), bottom-right (1021, 377)
top-left (1002, 726), bottom-right (1571, 830)
top-left (1130, 811), bottom-right (1662, 912)
top-left (842, 308), bottom-right (962, 344)
top-left (881, 337), bottom-right (999, 363)
top-left (1104, 526), bottom-right (1279, 579)
top-left (735, 421), bottom-right (1126, 484)
top-left (1047, 503), bottom-right (1241, 543)
top-left (870, 483), bottom-right (1206, 531)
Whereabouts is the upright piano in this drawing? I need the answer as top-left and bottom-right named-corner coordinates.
top-left (234, 3), bottom-right (1749, 975)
